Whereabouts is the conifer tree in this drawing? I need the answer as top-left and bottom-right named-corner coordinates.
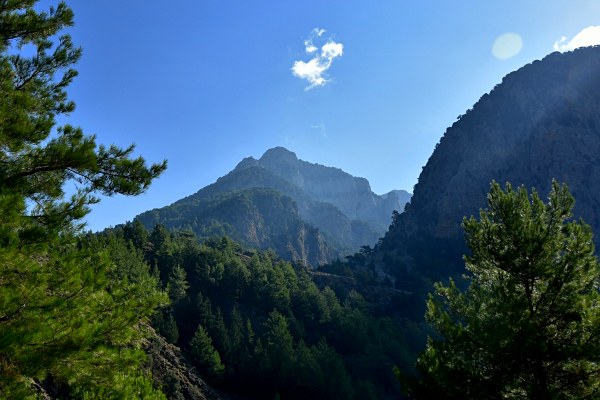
top-left (189, 324), bottom-right (225, 379)
top-left (0, 1), bottom-right (167, 396)
top-left (123, 220), bottom-right (150, 250)
top-left (168, 264), bottom-right (189, 305)
top-left (404, 181), bottom-right (600, 399)
top-left (262, 310), bottom-right (294, 388)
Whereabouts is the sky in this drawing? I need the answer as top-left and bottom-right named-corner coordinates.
top-left (43, 0), bottom-right (600, 231)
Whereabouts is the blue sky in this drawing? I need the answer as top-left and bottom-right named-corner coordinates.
top-left (51, 0), bottom-right (600, 231)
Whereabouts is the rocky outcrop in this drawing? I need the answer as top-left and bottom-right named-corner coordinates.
top-left (138, 188), bottom-right (332, 267)
top-left (146, 330), bottom-right (233, 400)
top-left (378, 45), bottom-right (600, 282)
top-left (246, 147), bottom-right (411, 231)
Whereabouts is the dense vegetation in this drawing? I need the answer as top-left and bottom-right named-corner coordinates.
top-left (0, 0), bottom-right (167, 397)
top-left (98, 221), bottom-right (410, 399)
top-left (4, 1), bottom-right (600, 399)
top-left (139, 187), bottom-right (333, 268)
top-left (403, 182), bottom-right (600, 399)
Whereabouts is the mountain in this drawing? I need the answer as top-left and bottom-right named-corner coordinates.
top-left (251, 147), bottom-right (410, 230)
top-left (137, 147), bottom-right (410, 267)
top-left (376, 45), bottom-right (600, 287)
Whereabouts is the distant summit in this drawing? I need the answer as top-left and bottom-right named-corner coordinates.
top-left (234, 147), bottom-right (299, 171)
top-left (137, 147), bottom-right (410, 266)
top-left (236, 147), bottom-right (410, 226)
top-left (259, 146), bottom-right (299, 163)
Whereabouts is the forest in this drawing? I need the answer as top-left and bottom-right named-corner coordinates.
top-left (2, 1), bottom-right (600, 399)
top-left (95, 222), bottom-right (409, 399)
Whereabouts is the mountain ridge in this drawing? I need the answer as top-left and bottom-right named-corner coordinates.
top-left (375, 45), bottom-right (600, 286)
top-left (136, 147), bottom-right (410, 266)
top-left (235, 146), bottom-right (409, 228)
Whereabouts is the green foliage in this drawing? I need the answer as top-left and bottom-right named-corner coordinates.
top-left (0, 227), bottom-right (168, 397)
top-left (119, 221), bottom-right (407, 398)
top-left (189, 324), bottom-right (225, 379)
top-left (123, 219), bottom-right (151, 250)
top-left (148, 224), bottom-right (175, 283)
top-left (76, 372), bottom-right (167, 400)
top-left (262, 310), bottom-right (294, 385)
top-left (0, 1), bottom-right (167, 397)
top-left (168, 264), bottom-right (189, 304)
top-left (151, 310), bottom-right (179, 345)
top-left (404, 181), bottom-right (600, 399)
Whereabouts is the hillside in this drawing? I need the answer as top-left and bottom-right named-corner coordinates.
top-left (137, 147), bottom-right (410, 266)
top-left (376, 45), bottom-right (600, 286)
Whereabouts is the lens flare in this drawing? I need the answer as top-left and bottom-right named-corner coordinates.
top-left (492, 33), bottom-right (523, 60)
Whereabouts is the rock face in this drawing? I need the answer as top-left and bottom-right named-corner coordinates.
top-left (138, 187), bottom-right (332, 267)
top-left (378, 46), bottom-right (600, 283)
top-left (145, 330), bottom-right (233, 400)
top-left (253, 147), bottom-right (410, 230)
top-left (137, 147), bottom-right (410, 267)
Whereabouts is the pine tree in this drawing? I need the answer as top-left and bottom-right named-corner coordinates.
top-left (262, 310), bottom-right (294, 388)
top-left (0, 1), bottom-right (167, 396)
top-left (0, 4), bottom-right (166, 247)
top-left (122, 220), bottom-right (150, 251)
top-left (189, 324), bottom-right (225, 379)
top-left (152, 310), bottom-right (180, 345)
top-left (148, 224), bottom-right (174, 284)
top-left (404, 181), bottom-right (600, 399)
top-left (168, 264), bottom-right (189, 305)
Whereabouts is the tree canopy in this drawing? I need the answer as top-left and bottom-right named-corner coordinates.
top-left (403, 181), bottom-right (600, 399)
top-left (0, 1), bottom-right (167, 397)
top-left (107, 223), bottom-right (409, 399)
top-left (0, 1), bottom-right (166, 246)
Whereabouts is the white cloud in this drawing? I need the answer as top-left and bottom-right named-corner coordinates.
top-left (554, 26), bottom-right (600, 52)
top-left (292, 28), bottom-right (344, 90)
top-left (303, 28), bottom-right (326, 55)
top-left (321, 41), bottom-right (343, 59)
top-left (313, 28), bottom-right (325, 37)
top-left (305, 43), bottom-right (318, 54)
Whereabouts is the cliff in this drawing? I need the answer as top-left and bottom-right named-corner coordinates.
top-left (378, 46), bottom-right (600, 284)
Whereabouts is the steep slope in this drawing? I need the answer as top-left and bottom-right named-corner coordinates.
top-left (137, 148), bottom-right (410, 266)
top-left (146, 330), bottom-right (234, 400)
top-left (379, 46), bottom-right (600, 285)
top-left (254, 147), bottom-right (410, 231)
top-left (138, 188), bottom-right (332, 267)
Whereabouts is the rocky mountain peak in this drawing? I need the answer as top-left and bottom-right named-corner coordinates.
top-left (259, 146), bottom-right (299, 165)
top-left (234, 156), bottom-right (259, 171)
top-left (137, 145), bottom-right (411, 266)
